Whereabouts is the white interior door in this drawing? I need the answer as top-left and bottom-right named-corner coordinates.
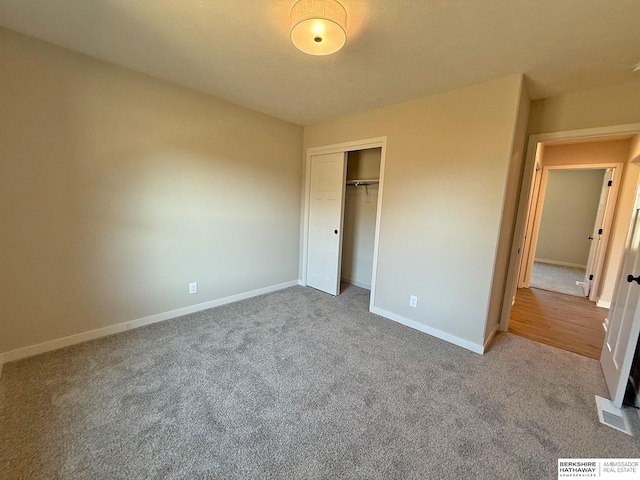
top-left (583, 169), bottom-right (614, 297)
top-left (601, 186), bottom-right (640, 408)
top-left (306, 152), bottom-right (347, 295)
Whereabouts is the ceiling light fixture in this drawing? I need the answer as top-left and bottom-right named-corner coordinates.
top-left (290, 0), bottom-right (347, 56)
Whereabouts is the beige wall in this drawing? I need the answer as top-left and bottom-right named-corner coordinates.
top-left (346, 148), bottom-right (381, 181)
top-left (0, 29), bottom-right (303, 353)
top-left (528, 81), bottom-right (640, 134)
top-left (486, 83), bottom-right (531, 340)
top-left (536, 169), bottom-right (605, 266)
top-left (342, 149), bottom-right (381, 289)
top-left (304, 76), bottom-right (524, 349)
top-left (542, 139), bottom-right (632, 167)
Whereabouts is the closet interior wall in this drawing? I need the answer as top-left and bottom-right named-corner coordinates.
top-left (341, 148), bottom-right (381, 290)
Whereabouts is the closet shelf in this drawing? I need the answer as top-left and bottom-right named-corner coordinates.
top-left (346, 179), bottom-right (379, 187)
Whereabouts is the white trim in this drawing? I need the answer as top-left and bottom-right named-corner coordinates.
top-left (370, 306), bottom-right (484, 354)
top-left (534, 258), bottom-right (587, 269)
top-left (305, 137), bottom-right (388, 156)
top-left (517, 145), bottom-right (545, 290)
top-left (484, 325), bottom-right (500, 351)
top-left (597, 299), bottom-right (612, 309)
top-left (302, 136), bottom-right (387, 314)
top-left (533, 124), bottom-right (640, 144)
top-left (1, 280), bottom-right (299, 363)
top-left (369, 140), bottom-right (387, 312)
top-left (341, 277), bottom-right (371, 290)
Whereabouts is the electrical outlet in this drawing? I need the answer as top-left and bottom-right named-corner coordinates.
top-left (409, 295), bottom-right (418, 308)
top-left (189, 282), bottom-right (198, 294)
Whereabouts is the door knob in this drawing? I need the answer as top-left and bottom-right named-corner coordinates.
top-left (627, 274), bottom-right (640, 285)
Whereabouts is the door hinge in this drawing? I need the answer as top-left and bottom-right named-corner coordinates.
top-left (599, 228), bottom-right (603, 235)
top-left (589, 274), bottom-right (594, 280)
top-left (608, 180), bottom-right (613, 187)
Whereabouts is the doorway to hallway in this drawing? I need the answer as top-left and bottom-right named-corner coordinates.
top-left (508, 287), bottom-right (607, 359)
top-left (530, 262), bottom-right (586, 297)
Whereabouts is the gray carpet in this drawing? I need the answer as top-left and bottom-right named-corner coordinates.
top-left (1, 285), bottom-right (639, 479)
top-left (531, 262), bottom-right (586, 297)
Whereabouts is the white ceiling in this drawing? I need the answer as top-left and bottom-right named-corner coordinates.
top-left (1, 0), bottom-right (639, 125)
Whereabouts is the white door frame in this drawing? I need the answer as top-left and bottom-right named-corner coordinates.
top-left (499, 123), bottom-right (640, 331)
top-left (521, 162), bottom-right (623, 301)
top-left (301, 137), bottom-right (387, 310)
top-left (517, 149), bottom-right (544, 289)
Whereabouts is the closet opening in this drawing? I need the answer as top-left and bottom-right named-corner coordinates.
top-left (341, 148), bottom-right (381, 293)
top-left (301, 136), bottom-right (387, 310)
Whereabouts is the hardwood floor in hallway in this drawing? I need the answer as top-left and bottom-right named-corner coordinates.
top-left (508, 287), bottom-right (608, 359)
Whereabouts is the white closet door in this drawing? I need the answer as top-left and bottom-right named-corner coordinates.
top-left (307, 152), bottom-right (347, 296)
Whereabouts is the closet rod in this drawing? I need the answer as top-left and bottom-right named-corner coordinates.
top-left (346, 179), bottom-right (379, 187)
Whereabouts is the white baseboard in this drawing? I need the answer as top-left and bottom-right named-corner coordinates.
top-left (1, 280), bottom-right (299, 364)
top-left (597, 299), bottom-right (612, 309)
top-left (370, 306), bottom-right (484, 354)
top-left (341, 277), bottom-right (371, 290)
top-left (534, 258), bottom-right (587, 269)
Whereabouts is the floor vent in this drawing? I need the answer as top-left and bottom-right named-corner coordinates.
top-left (595, 396), bottom-right (632, 435)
